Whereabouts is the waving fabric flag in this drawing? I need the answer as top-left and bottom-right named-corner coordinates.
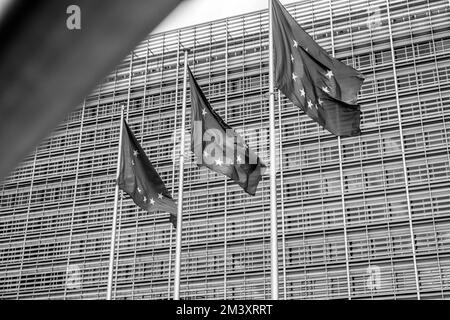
top-left (271, 0), bottom-right (364, 136)
top-left (188, 67), bottom-right (266, 195)
top-left (117, 120), bottom-right (177, 226)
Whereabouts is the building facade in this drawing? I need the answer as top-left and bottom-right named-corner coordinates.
top-left (1, 0), bottom-right (450, 299)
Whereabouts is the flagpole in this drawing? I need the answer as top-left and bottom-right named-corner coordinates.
top-left (106, 105), bottom-right (125, 300)
top-left (174, 49), bottom-right (188, 300)
top-left (277, 90), bottom-right (287, 300)
top-left (268, 0), bottom-right (279, 300)
top-left (168, 31), bottom-right (181, 299)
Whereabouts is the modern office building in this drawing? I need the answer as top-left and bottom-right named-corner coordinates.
top-left (1, 0), bottom-right (450, 299)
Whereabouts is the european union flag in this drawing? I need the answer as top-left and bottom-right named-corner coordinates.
top-left (271, 0), bottom-right (364, 136)
top-left (117, 120), bottom-right (177, 226)
top-left (188, 67), bottom-right (266, 196)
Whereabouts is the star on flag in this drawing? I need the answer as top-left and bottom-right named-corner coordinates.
top-left (325, 70), bottom-right (334, 79)
top-left (117, 120), bottom-right (177, 227)
top-left (271, 0), bottom-right (364, 137)
top-left (188, 66), bottom-right (265, 196)
top-left (321, 86), bottom-right (330, 94)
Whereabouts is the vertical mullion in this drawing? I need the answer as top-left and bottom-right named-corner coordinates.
top-left (328, 0), bottom-right (352, 300)
top-left (223, 19), bottom-right (229, 299)
top-left (427, 0), bottom-right (449, 298)
top-left (277, 90), bottom-right (287, 300)
top-left (15, 148), bottom-right (38, 299)
top-left (133, 38), bottom-right (150, 299)
top-left (151, 34), bottom-right (165, 297)
top-left (104, 57), bottom-right (120, 299)
top-left (386, 0), bottom-right (421, 300)
top-left (168, 31), bottom-right (180, 299)
top-left (112, 53), bottom-right (133, 299)
top-left (63, 101), bottom-right (86, 299)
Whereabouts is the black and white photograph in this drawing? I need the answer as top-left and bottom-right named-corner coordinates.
top-left (0, 0), bottom-right (450, 304)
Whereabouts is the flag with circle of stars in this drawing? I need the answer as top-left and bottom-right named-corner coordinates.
top-left (271, 0), bottom-right (364, 137)
top-left (188, 67), bottom-right (266, 196)
top-left (117, 120), bottom-right (177, 226)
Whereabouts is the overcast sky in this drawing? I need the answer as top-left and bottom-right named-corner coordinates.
top-left (153, 0), bottom-right (298, 34)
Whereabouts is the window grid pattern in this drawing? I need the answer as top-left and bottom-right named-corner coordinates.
top-left (0, 0), bottom-right (450, 299)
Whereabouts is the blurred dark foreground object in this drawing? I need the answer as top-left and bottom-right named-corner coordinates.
top-left (0, 0), bottom-right (181, 181)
